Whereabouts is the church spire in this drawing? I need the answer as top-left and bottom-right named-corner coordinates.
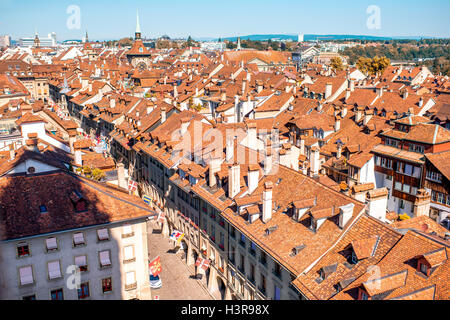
top-left (135, 10), bottom-right (141, 40)
top-left (85, 30), bottom-right (89, 43)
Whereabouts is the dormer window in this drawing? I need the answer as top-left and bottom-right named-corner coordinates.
top-left (351, 251), bottom-right (358, 265)
top-left (419, 262), bottom-right (429, 276)
top-left (39, 205), bottom-right (48, 214)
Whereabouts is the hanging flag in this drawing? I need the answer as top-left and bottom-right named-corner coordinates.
top-left (149, 256), bottom-right (162, 276)
top-left (195, 258), bottom-right (211, 271)
top-left (128, 179), bottom-right (138, 192)
top-left (143, 195), bottom-right (152, 205)
top-left (157, 211), bottom-right (166, 223)
top-left (170, 230), bottom-right (184, 244)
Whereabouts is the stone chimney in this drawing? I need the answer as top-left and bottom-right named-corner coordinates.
top-left (414, 189), bottom-right (431, 217)
top-left (209, 157), bottom-right (222, 187)
top-left (339, 203), bottom-right (355, 229)
top-left (264, 148), bottom-right (273, 175)
top-left (248, 164), bottom-right (260, 194)
top-left (226, 138), bottom-right (234, 163)
top-left (110, 98), bottom-right (116, 108)
top-left (25, 134), bottom-right (39, 153)
top-left (69, 134), bottom-right (76, 154)
top-left (419, 97), bottom-right (424, 108)
top-left (247, 122), bottom-right (257, 149)
top-left (117, 162), bottom-right (126, 189)
top-left (363, 111), bottom-right (373, 126)
top-left (310, 146), bottom-right (321, 177)
top-left (349, 79), bottom-right (355, 92)
top-left (160, 106), bottom-right (167, 124)
top-left (341, 106), bottom-right (348, 118)
top-left (228, 163), bottom-right (240, 198)
top-left (376, 87), bottom-right (383, 98)
top-left (173, 85), bottom-right (178, 98)
top-left (325, 82), bottom-right (333, 100)
top-left (180, 117), bottom-right (190, 135)
top-left (345, 89), bottom-right (351, 103)
top-left (262, 181), bottom-right (273, 223)
top-left (242, 79), bottom-right (247, 94)
top-left (367, 188), bottom-right (388, 221)
top-left (74, 147), bottom-right (83, 167)
top-left (355, 107), bottom-right (363, 123)
top-left (335, 116), bottom-right (341, 132)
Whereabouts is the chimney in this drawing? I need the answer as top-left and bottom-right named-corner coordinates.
top-left (376, 87), bottom-right (383, 97)
top-left (9, 147), bottom-right (15, 161)
top-left (367, 188), bottom-right (388, 221)
top-left (264, 148), bottom-right (273, 175)
top-left (247, 122), bottom-right (257, 149)
top-left (88, 82), bottom-right (92, 92)
top-left (117, 163), bottom-right (127, 189)
top-left (402, 90), bottom-right (409, 100)
top-left (419, 97), bottom-right (424, 108)
top-left (209, 157), bottom-right (222, 187)
top-left (339, 203), bottom-right (355, 229)
top-left (173, 85), bottom-right (178, 98)
top-left (25, 134), bottom-right (39, 153)
top-left (160, 106), bottom-right (166, 123)
top-left (256, 80), bottom-right (263, 93)
top-left (355, 108), bottom-right (363, 123)
top-left (310, 146), bottom-right (320, 177)
top-left (180, 117), bottom-right (189, 135)
top-left (345, 89), bottom-right (351, 103)
top-left (413, 189), bottom-right (431, 217)
top-left (74, 147), bottom-right (83, 167)
top-left (220, 89), bottom-right (227, 102)
top-left (299, 135), bottom-right (305, 156)
top-left (325, 82), bottom-right (333, 100)
top-left (334, 117), bottom-right (341, 132)
top-left (226, 138), bottom-right (234, 163)
top-left (341, 106), bottom-right (348, 118)
top-left (228, 163), bottom-right (240, 198)
top-left (363, 111), bottom-right (373, 126)
top-left (317, 102), bottom-right (323, 112)
top-left (248, 164), bottom-right (260, 194)
top-left (69, 134), bottom-right (76, 154)
top-left (350, 79), bottom-right (355, 92)
top-left (242, 79), bottom-right (247, 94)
top-left (262, 181), bottom-right (273, 223)
top-left (337, 142), bottom-right (342, 159)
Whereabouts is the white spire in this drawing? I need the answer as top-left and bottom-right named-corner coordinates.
top-left (136, 10), bottom-right (141, 34)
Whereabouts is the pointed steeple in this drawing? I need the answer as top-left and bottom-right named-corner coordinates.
top-left (34, 29), bottom-right (40, 48)
top-left (85, 30), bottom-right (89, 43)
top-left (135, 10), bottom-right (142, 40)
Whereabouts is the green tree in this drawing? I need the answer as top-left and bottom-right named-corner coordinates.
top-left (330, 57), bottom-right (344, 71)
top-left (92, 168), bottom-right (106, 181)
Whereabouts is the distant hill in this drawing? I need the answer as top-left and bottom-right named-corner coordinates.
top-left (217, 34), bottom-right (429, 42)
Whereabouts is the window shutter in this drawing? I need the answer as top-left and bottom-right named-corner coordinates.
top-left (97, 229), bottom-right (109, 240)
top-left (125, 271), bottom-right (135, 285)
top-left (48, 261), bottom-right (61, 279)
top-left (124, 246), bottom-right (134, 260)
top-left (99, 251), bottom-right (111, 266)
top-left (19, 266), bottom-right (33, 285)
top-left (46, 238), bottom-right (58, 250)
top-left (73, 233), bottom-right (85, 245)
top-left (75, 255), bottom-right (87, 267)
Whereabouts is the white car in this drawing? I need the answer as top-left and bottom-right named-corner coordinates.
top-left (150, 274), bottom-right (162, 289)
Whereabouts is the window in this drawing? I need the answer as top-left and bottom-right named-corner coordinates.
top-left (78, 282), bottom-right (90, 299)
top-left (420, 262), bottom-right (428, 276)
top-left (125, 271), bottom-right (137, 290)
top-left (75, 255), bottom-right (88, 272)
top-left (97, 228), bottom-right (109, 241)
top-left (39, 205), bottom-right (48, 214)
top-left (17, 243), bottom-right (30, 258)
top-left (46, 238), bottom-right (58, 252)
top-left (402, 184), bottom-right (411, 194)
top-left (274, 263), bottom-right (282, 278)
top-left (260, 274), bottom-right (266, 294)
top-left (260, 251), bottom-right (267, 266)
top-left (360, 290), bottom-right (369, 300)
top-left (19, 266), bottom-right (34, 286)
top-left (73, 233), bottom-right (85, 247)
top-left (51, 288), bottom-right (64, 300)
top-left (48, 261), bottom-right (62, 280)
top-left (395, 181), bottom-right (402, 191)
top-left (351, 251), bottom-right (358, 264)
top-left (274, 285), bottom-right (281, 300)
top-left (426, 171), bottom-right (442, 183)
top-left (122, 225), bottom-right (134, 238)
top-left (99, 250), bottom-right (112, 268)
top-left (102, 278), bottom-right (112, 293)
top-left (123, 245), bottom-right (135, 263)
top-left (404, 164), bottom-right (413, 176)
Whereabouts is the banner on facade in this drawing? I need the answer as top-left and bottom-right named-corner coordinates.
top-left (128, 180), bottom-right (138, 192)
top-left (149, 256), bottom-right (162, 277)
top-left (143, 195), bottom-right (152, 205)
top-left (195, 258), bottom-right (211, 271)
top-left (170, 230), bottom-right (184, 244)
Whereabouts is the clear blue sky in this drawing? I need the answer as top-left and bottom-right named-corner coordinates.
top-left (1, 0), bottom-right (449, 40)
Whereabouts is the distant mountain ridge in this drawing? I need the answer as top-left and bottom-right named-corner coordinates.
top-left (208, 34), bottom-right (432, 42)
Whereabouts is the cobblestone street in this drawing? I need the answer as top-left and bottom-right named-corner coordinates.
top-left (147, 221), bottom-right (214, 300)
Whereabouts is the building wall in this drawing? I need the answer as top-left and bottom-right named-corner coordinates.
top-left (0, 220), bottom-right (151, 300)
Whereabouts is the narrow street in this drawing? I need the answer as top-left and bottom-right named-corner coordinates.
top-left (146, 221), bottom-right (214, 300)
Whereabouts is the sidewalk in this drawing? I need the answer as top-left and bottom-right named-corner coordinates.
top-left (147, 222), bottom-right (215, 300)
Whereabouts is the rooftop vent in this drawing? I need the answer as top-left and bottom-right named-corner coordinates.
top-left (291, 244), bottom-right (306, 257)
top-left (265, 225), bottom-right (278, 236)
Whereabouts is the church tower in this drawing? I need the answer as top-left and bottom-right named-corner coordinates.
top-left (33, 29), bottom-right (40, 48)
top-left (126, 10), bottom-right (151, 71)
top-left (135, 10), bottom-right (142, 40)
